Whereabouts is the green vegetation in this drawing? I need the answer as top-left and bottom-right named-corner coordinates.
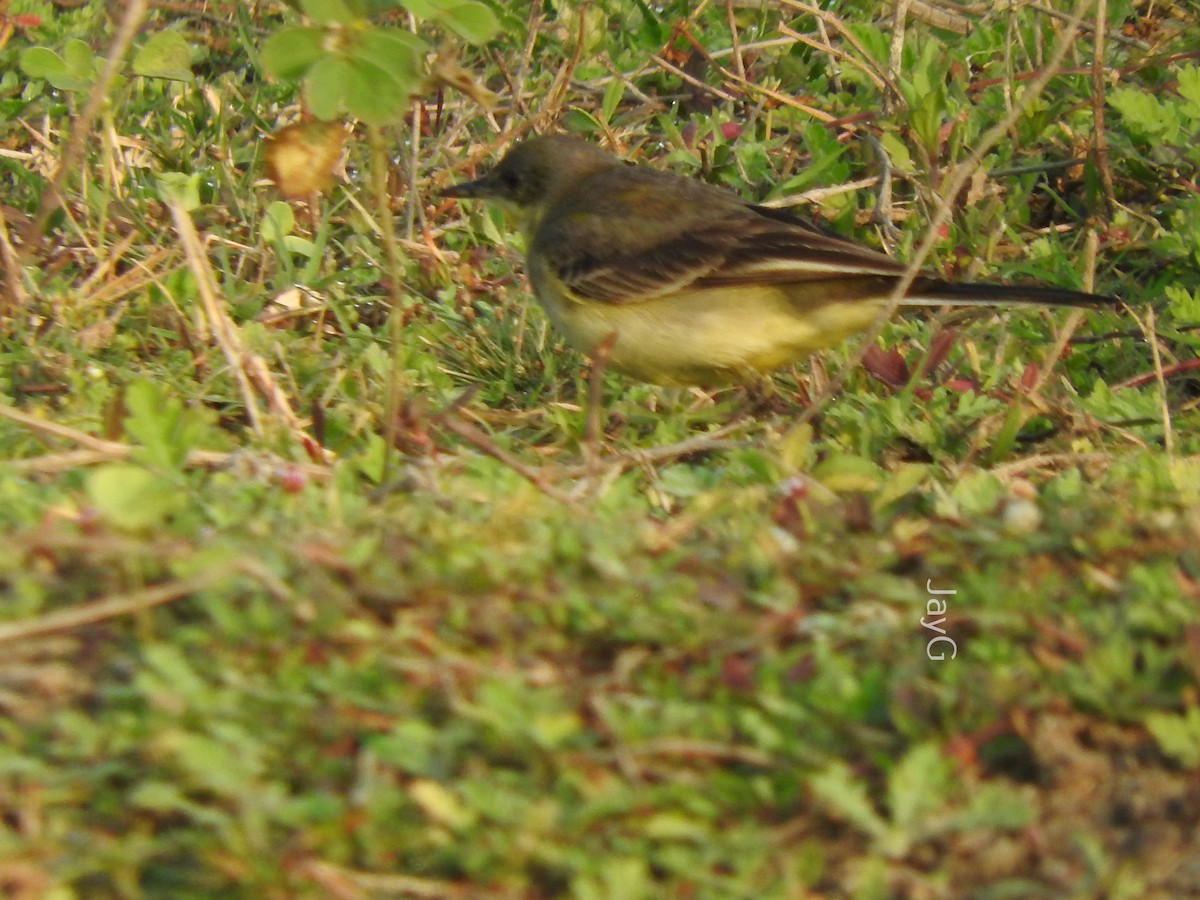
top-left (2, 0), bottom-right (1199, 896)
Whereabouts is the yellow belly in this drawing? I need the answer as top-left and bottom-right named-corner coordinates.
top-left (530, 279), bottom-right (887, 386)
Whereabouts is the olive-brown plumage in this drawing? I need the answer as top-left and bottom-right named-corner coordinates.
top-left (446, 135), bottom-right (1108, 385)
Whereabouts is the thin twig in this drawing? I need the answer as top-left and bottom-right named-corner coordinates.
top-left (989, 157), bottom-right (1088, 177)
top-left (649, 53), bottom-right (739, 103)
top-left (1138, 305), bottom-right (1176, 456)
top-left (1089, 0), bottom-right (1118, 211)
top-left (506, 1), bottom-right (543, 131)
top-left (758, 176), bottom-right (882, 210)
top-left (0, 401), bottom-right (332, 478)
top-left (992, 451), bottom-right (1112, 477)
top-left (1112, 358), bottom-right (1200, 391)
top-left (531, 5), bottom-right (588, 130)
top-left (776, 24), bottom-right (888, 93)
top-left (556, 418), bottom-right (756, 478)
top-left (1028, 230), bottom-right (1099, 396)
top-left (0, 401), bottom-right (127, 453)
top-left (369, 120), bottom-right (411, 481)
top-left (777, 0), bottom-right (897, 96)
top-left (0, 207), bottom-right (29, 310)
top-left (888, 0), bottom-right (912, 112)
top-left (905, 0), bottom-right (971, 34)
top-left (439, 414), bottom-right (580, 505)
top-left (0, 571), bottom-right (225, 646)
top-left (723, 0), bottom-right (746, 81)
top-left (303, 859), bottom-right (466, 900)
top-left (716, 66), bottom-right (839, 124)
top-left (1028, 0), bottom-right (1148, 48)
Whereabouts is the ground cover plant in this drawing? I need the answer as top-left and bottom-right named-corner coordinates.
top-left (2, 0), bottom-right (1200, 896)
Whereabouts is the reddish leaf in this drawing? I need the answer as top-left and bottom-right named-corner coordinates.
top-left (921, 328), bottom-right (959, 376)
top-left (862, 345), bottom-right (909, 388)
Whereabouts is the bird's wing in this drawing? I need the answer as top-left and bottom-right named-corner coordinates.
top-left (536, 201), bottom-right (907, 306)
top-left (696, 209), bottom-right (907, 287)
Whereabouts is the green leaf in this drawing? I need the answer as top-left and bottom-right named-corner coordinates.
top-left (562, 107), bottom-right (603, 135)
top-left (261, 200), bottom-right (295, 243)
top-left (130, 781), bottom-right (192, 813)
top-left (368, 720), bottom-right (438, 774)
top-left (398, 0), bottom-right (440, 18)
top-left (62, 39), bottom-right (97, 81)
top-left (85, 465), bottom-right (184, 529)
top-left (157, 172), bottom-right (202, 212)
top-left (910, 87), bottom-right (945, 155)
top-left (283, 235), bottom-right (316, 256)
top-left (19, 46), bottom-right (68, 80)
top-left (300, 0), bottom-right (356, 25)
top-left (530, 711), bottom-right (582, 749)
top-left (985, 401), bottom-right (1028, 464)
top-left (343, 57), bottom-right (415, 124)
top-left (398, 0), bottom-right (498, 42)
top-left (141, 642), bottom-right (210, 700)
top-left (304, 54), bottom-right (355, 121)
top-left (20, 44), bottom-right (95, 92)
top-left (1178, 65), bottom-right (1200, 121)
top-left (809, 762), bottom-right (887, 840)
top-left (642, 812), bottom-right (709, 841)
top-left (351, 27), bottom-right (427, 88)
top-left (1145, 707), bottom-right (1200, 768)
top-left (953, 783), bottom-right (1034, 831)
top-left (1108, 87), bottom-right (1176, 141)
top-left (410, 779), bottom-right (476, 829)
top-left (887, 744), bottom-right (951, 832)
top-left (946, 469), bottom-right (1006, 518)
top-left (813, 453), bottom-right (882, 493)
top-left (123, 380), bottom-right (209, 470)
top-left (356, 433), bottom-right (388, 483)
top-left (629, 0), bottom-right (664, 43)
top-left (874, 463), bottom-right (928, 509)
top-left (162, 731), bottom-right (263, 797)
top-left (260, 26), bottom-right (327, 80)
top-left (600, 77), bottom-right (624, 123)
top-left (439, 1), bottom-right (500, 44)
top-left (292, 26), bottom-right (427, 123)
top-left (347, 0), bottom-right (406, 13)
top-left (132, 30), bottom-right (194, 82)
top-left (1165, 285), bottom-right (1200, 322)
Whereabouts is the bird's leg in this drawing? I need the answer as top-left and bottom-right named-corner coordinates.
top-left (583, 331), bottom-right (618, 473)
top-left (715, 371), bottom-right (788, 420)
top-left (865, 134), bottom-right (903, 250)
top-left (741, 376), bottom-right (779, 417)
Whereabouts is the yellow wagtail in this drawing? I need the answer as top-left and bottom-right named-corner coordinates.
top-left (444, 135), bottom-right (1109, 386)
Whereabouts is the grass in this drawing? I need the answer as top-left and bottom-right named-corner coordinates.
top-left (2, 0), bottom-right (1200, 897)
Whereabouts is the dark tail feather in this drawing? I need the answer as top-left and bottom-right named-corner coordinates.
top-left (904, 277), bottom-right (1115, 308)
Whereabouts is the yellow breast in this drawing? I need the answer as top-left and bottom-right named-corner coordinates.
top-left (528, 266), bottom-right (886, 385)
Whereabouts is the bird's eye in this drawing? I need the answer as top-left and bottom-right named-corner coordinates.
top-left (499, 168), bottom-right (520, 190)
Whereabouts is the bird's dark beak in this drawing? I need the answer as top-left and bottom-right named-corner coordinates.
top-left (441, 175), bottom-right (492, 199)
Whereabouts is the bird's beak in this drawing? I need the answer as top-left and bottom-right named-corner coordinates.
top-left (441, 175), bottom-right (492, 199)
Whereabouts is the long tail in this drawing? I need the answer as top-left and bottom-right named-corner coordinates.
top-left (903, 277), bottom-right (1114, 308)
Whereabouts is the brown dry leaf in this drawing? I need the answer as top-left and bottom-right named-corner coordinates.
top-left (264, 121), bottom-right (349, 199)
top-left (426, 52), bottom-right (497, 109)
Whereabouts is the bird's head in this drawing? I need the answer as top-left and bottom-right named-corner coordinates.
top-left (443, 135), bottom-right (621, 234)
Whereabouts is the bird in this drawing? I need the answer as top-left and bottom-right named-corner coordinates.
top-left (443, 134), bottom-right (1109, 386)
